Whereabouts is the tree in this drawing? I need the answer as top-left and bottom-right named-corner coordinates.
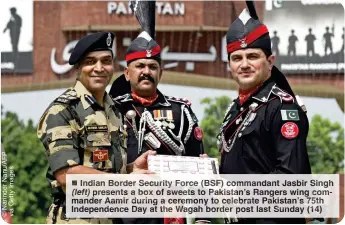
top-left (200, 96), bottom-right (232, 224)
top-left (1, 109), bottom-right (50, 224)
top-left (200, 96), bottom-right (233, 160)
top-left (307, 115), bottom-right (344, 174)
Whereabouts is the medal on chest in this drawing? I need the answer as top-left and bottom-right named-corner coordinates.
top-left (153, 109), bottom-right (175, 130)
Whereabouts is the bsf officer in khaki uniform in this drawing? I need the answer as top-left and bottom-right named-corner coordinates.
top-left (37, 31), bottom-right (155, 224)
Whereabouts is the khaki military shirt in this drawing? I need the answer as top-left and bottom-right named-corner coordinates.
top-left (37, 81), bottom-right (127, 195)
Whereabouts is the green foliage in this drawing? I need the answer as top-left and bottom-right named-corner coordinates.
top-left (200, 96), bottom-right (232, 224)
top-left (1, 109), bottom-right (50, 224)
top-left (307, 115), bottom-right (344, 174)
top-left (200, 96), bottom-right (232, 160)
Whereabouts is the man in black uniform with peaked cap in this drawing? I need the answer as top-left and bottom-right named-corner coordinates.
top-left (110, 1), bottom-right (209, 224)
top-left (219, 1), bottom-right (311, 223)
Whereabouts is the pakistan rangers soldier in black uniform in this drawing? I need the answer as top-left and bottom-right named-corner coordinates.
top-left (111, 74), bottom-right (204, 165)
top-left (110, 1), bottom-right (205, 167)
top-left (109, 1), bottom-right (208, 224)
top-left (219, 1), bottom-right (311, 224)
top-left (37, 31), bottom-right (154, 224)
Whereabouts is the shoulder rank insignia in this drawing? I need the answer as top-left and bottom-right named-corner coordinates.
top-left (112, 93), bottom-right (132, 103)
top-left (166, 96), bottom-right (192, 106)
top-left (271, 85), bottom-right (294, 103)
top-left (296, 95), bottom-right (307, 113)
top-left (54, 89), bottom-right (78, 105)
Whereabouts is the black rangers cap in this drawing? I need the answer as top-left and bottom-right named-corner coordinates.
top-left (125, 31), bottom-right (161, 65)
top-left (226, 1), bottom-right (271, 56)
top-left (125, 0), bottom-right (161, 65)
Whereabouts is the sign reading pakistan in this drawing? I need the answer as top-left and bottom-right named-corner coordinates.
top-left (108, 2), bottom-right (185, 15)
top-left (264, 0), bottom-right (344, 74)
top-left (1, 0), bottom-right (33, 73)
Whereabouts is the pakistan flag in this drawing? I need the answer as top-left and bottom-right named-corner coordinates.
top-left (280, 110), bottom-right (299, 121)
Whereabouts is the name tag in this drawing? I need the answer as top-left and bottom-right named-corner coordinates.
top-left (86, 125), bottom-right (108, 132)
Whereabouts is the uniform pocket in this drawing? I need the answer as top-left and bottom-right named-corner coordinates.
top-left (50, 127), bottom-right (73, 142)
top-left (111, 129), bottom-right (127, 150)
top-left (238, 111), bottom-right (258, 139)
top-left (238, 124), bottom-right (256, 138)
top-left (238, 122), bottom-right (259, 159)
top-left (85, 131), bottom-right (111, 147)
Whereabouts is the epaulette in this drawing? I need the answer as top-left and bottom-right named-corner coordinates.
top-left (165, 96), bottom-right (192, 106)
top-left (271, 85), bottom-right (295, 103)
top-left (54, 88), bottom-right (79, 105)
top-left (112, 93), bottom-right (132, 104)
top-left (166, 96), bottom-right (199, 123)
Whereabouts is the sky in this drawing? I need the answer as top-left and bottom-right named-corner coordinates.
top-left (1, 84), bottom-right (344, 127)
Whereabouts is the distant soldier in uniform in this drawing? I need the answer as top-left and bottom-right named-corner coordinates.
top-left (37, 31), bottom-right (155, 224)
top-left (288, 29), bottom-right (298, 56)
top-left (109, 1), bottom-right (208, 224)
top-left (3, 7), bottom-right (22, 58)
top-left (323, 26), bottom-right (334, 55)
top-left (305, 28), bottom-right (316, 57)
top-left (271, 30), bottom-right (280, 56)
top-left (220, 1), bottom-right (311, 223)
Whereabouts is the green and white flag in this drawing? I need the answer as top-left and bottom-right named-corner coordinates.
top-left (281, 110), bottom-right (299, 121)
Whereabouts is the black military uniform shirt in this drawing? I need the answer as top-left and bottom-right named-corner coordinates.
top-left (113, 90), bottom-right (204, 163)
top-left (219, 77), bottom-right (311, 175)
top-left (113, 90), bottom-right (205, 224)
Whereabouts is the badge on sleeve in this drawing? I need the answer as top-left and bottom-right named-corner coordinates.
top-left (281, 110), bottom-right (299, 121)
top-left (281, 122), bottom-right (299, 139)
top-left (194, 127), bottom-right (203, 141)
top-left (93, 149), bottom-right (109, 162)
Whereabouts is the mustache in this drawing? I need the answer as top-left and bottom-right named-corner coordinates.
top-left (138, 74), bottom-right (155, 83)
top-left (239, 70), bottom-right (255, 74)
